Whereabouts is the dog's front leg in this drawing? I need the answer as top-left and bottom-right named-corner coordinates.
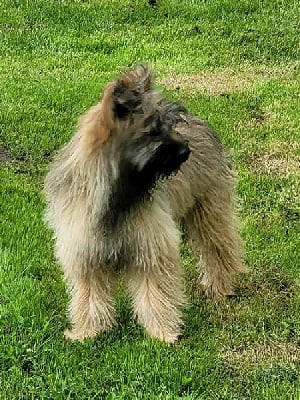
top-left (126, 259), bottom-right (185, 344)
top-left (64, 268), bottom-right (117, 341)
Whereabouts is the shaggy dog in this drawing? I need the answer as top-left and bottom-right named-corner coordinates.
top-left (44, 65), bottom-right (244, 343)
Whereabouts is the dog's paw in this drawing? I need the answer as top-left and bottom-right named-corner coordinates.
top-left (147, 329), bottom-right (182, 345)
top-left (198, 277), bottom-right (235, 299)
top-left (64, 328), bottom-right (98, 341)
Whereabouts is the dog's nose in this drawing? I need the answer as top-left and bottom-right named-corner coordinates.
top-left (178, 144), bottom-right (191, 162)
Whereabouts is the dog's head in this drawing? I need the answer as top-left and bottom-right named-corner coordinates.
top-left (110, 65), bottom-right (191, 188)
top-left (78, 65), bottom-right (190, 198)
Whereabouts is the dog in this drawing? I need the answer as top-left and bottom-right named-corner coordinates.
top-left (44, 65), bottom-right (244, 343)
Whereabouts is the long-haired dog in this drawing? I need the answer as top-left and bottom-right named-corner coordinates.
top-left (44, 65), bottom-right (244, 343)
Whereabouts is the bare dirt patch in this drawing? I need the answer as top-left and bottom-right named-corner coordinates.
top-left (248, 141), bottom-right (300, 177)
top-left (160, 66), bottom-right (296, 96)
top-left (0, 146), bottom-right (12, 163)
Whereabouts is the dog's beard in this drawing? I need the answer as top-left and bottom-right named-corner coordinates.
top-left (132, 143), bottom-right (189, 183)
top-left (103, 142), bottom-right (190, 227)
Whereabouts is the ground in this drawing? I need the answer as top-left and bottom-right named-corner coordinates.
top-left (0, 1), bottom-right (299, 399)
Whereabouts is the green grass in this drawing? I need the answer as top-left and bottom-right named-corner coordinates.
top-left (0, 0), bottom-right (299, 398)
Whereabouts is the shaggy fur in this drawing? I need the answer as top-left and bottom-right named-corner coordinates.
top-left (44, 65), bottom-right (245, 343)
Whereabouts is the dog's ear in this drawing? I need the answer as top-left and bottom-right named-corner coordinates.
top-left (131, 64), bottom-right (153, 92)
top-left (76, 83), bottom-right (117, 146)
top-left (112, 83), bottom-right (140, 120)
top-left (113, 64), bottom-right (153, 119)
top-left (119, 64), bottom-right (153, 92)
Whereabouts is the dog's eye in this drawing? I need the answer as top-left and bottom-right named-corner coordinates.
top-left (115, 103), bottom-right (130, 119)
top-left (149, 129), bottom-right (159, 137)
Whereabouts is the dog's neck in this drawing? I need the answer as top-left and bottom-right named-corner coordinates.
top-left (103, 163), bottom-right (158, 227)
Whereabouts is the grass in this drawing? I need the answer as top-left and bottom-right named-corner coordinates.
top-left (0, 0), bottom-right (299, 398)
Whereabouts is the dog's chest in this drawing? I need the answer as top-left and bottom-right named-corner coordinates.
top-left (95, 203), bottom-right (157, 269)
top-left (95, 220), bottom-right (136, 270)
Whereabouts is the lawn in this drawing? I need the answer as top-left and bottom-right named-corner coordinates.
top-left (0, 0), bottom-right (299, 399)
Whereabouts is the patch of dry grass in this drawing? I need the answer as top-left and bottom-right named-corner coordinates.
top-left (160, 65), bottom-right (297, 95)
top-left (220, 339), bottom-right (300, 368)
top-left (247, 141), bottom-right (300, 177)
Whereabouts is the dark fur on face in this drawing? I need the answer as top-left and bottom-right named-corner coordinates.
top-left (118, 103), bottom-right (190, 186)
top-left (106, 74), bottom-right (191, 225)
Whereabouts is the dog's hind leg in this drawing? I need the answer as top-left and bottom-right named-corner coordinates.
top-left (185, 189), bottom-right (245, 298)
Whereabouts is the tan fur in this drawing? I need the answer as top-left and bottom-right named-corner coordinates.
top-left (44, 65), bottom-right (245, 344)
